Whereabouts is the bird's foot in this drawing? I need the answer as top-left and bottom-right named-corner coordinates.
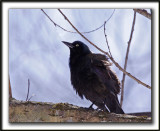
top-left (89, 103), bottom-right (94, 109)
top-left (96, 107), bottom-right (109, 112)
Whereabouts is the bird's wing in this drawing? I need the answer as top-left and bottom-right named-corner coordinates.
top-left (88, 54), bottom-right (120, 94)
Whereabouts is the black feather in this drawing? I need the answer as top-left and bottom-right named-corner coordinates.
top-left (62, 41), bottom-right (124, 114)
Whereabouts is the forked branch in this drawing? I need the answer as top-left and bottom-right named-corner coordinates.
top-left (133, 9), bottom-right (151, 20)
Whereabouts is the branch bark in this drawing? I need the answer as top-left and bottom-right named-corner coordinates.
top-left (120, 11), bottom-right (137, 107)
top-left (133, 9), bottom-right (151, 20)
top-left (58, 9), bottom-right (151, 89)
top-left (9, 99), bottom-right (151, 122)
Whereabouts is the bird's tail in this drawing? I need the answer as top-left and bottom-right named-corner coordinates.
top-left (104, 94), bottom-right (124, 114)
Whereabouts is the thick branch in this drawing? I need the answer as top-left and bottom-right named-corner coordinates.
top-left (133, 9), bottom-right (151, 20)
top-left (120, 11), bottom-right (137, 107)
top-left (58, 9), bottom-right (151, 89)
top-left (9, 99), bottom-right (151, 122)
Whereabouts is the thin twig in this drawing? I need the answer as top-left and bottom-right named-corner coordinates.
top-left (133, 9), bottom-right (151, 20)
top-left (26, 79), bottom-right (30, 101)
top-left (120, 11), bottom-right (137, 107)
top-left (104, 21), bottom-right (112, 57)
top-left (28, 94), bottom-right (35, 101)
top-left (9, 77), bottom-right (12, 99)
top-left (58, 9), bottom-right (151, 89)
top-left (41, 9), bottom-right (115, 34)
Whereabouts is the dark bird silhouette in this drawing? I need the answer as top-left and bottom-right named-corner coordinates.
top-left (62, 41), bottom-right (124, 114)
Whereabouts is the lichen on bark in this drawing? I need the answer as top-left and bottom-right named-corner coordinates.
top-left (9, 98), bottom-right (151, 122)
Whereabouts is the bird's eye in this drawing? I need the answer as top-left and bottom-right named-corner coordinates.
top-left (76, 44), bottom-right (79, 47)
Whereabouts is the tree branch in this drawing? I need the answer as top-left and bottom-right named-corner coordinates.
top-left (133, 9), bottom-right (151, 20)
top-left (104, 21), bottom-right (112, 57)
top-left (41, 9), bottom-right (115, 34)
top-left (26, 79), bottom-right (30, 101)
top-left (120, 11), bottom-right (137, 107)
top-left (58, 9), bottom-right (151, 89)
top-left (9, 76), bottom-right (12, 99)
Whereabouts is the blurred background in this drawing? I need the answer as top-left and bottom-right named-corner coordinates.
top-left (9, 9), bottom-right (151, 113)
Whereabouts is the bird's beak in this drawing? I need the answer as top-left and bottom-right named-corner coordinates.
top-left (62, 41), bottom-right (74, 48)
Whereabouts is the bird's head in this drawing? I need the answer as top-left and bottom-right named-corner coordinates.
top-left (62, 41), bottom-right (91, 56)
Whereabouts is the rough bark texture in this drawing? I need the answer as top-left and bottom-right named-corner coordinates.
top-left (9, 98), bottom-right (151, 123)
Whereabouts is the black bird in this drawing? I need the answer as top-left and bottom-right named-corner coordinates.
top-left (62, 41), bottom-right (124, 114)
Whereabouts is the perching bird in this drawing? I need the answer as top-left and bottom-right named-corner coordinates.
top-left (62, 41), bottom-right (124, 114)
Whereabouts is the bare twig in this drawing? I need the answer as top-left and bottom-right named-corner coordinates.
top-left (41, 9), bottom-right (115, 34)
top-left (120, 11), bottom-right (137, 107)
top-left (28, 94), bottom-right (35, 101)
top-left (133, 9), bottom-right (151, 20)
top-left (58, 9), bottom-right (151, 89)
top-left (9, 77), bottom-right (12, 99)
top-left (104, 21), bottom-right (112, 57)
top-left (26, 79), bottom-right (30, 101)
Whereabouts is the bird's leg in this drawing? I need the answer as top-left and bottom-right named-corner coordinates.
top-left (94, 102), bottom-right (109, 112)
top-left (103, 98), bottom-right (110, 112)
top-left (103, 107), bottom-right (109, 112)
top-left (89, 102), bottom-right (95, 109)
